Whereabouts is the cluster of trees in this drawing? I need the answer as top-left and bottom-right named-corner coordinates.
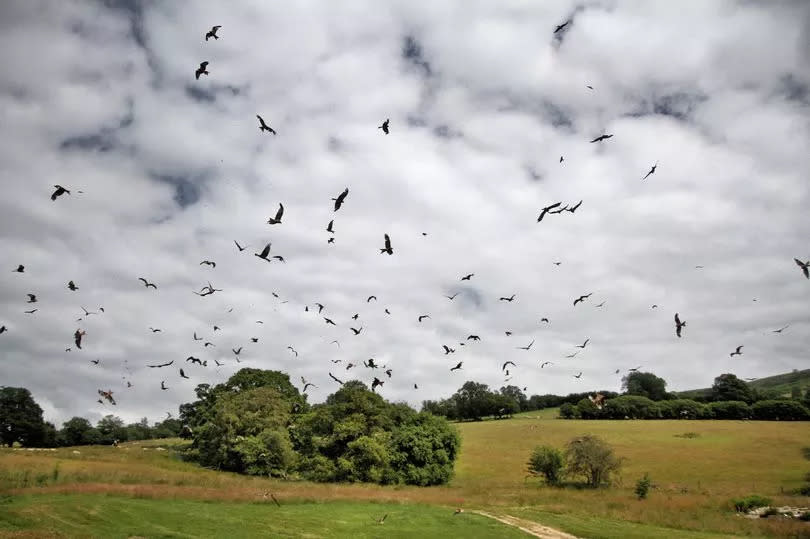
top-left (527, 435), bottom-right (622, 488)
top-left (180, 369), bottom-right (460, 486)
top-left (0, 387), bottom-right (184, 448)
top-left (560, 373), bottom-right (810, 421)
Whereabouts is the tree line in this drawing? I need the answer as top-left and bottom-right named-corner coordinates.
top-left (0, 387), bottom-right (184, 448)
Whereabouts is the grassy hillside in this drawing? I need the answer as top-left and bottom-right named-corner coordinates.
top-left (674, 368), bottom-right (810, 400)
top-left (2, 417), bottom-right (809, 538)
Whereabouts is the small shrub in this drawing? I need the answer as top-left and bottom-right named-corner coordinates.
top-left (635, 473), bottom-right (652, 500)
top-left (559, 403), bottom-right (579, 419)
top-left (527, 446), bottom-right (565, 486)
top-left (797, 484), bottom-right (810, 496)
top-left (674, 432), bottom-right (700, 439)
top-left (707, 400), bottom-right (751, 420)
top-left (565, 434), bottom-right (623, 488)
top-left (731, 494), bottom-right (772, 513)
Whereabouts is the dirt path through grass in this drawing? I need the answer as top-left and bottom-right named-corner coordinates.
top-left (473, 511), bottom-right (579, 539)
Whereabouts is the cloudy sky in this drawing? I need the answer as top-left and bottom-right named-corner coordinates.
top-left (1, 0), bottom-right (809, 426)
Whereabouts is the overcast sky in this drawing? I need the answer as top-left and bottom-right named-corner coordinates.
top-left (1, 0), bottom-right (809, 427)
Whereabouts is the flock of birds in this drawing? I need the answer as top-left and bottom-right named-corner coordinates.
top-left (2, 21), bottom-right (808, 415)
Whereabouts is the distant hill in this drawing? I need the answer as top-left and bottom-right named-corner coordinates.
top-left (674, 369), bottom-right (810, 400)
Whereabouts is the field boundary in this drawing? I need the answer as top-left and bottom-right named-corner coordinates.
top-left (473, 510), bottom-right (579, 539)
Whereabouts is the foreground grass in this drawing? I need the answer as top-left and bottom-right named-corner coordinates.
top-left (1, 415), bottom-right (809, 537)
top-left (0, 494), bottom-right (530, 538)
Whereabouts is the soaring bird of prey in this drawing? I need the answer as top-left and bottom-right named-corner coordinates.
top-left (251, 337), bottom-right (259, 343)
top-left (204, 342), bottom-right (215, 348)
top-left (589, 133), bottom-right (613, 143)
top-left (195, 61), bottom-right (209, 80)
top-left (573, 293), bottom-right (592, 306)
top-left (315, 302), bottom-right (325, 313)
top-left (90, 359), bottom-right (100, 365)
top-left (595, 301), bottom-right (606, 308)
top-left (205, 25), bottom-right (221, 40)
top-left (461, 273), bottom-right (474, 280)
top-left (186, 357), bottom-right (203, 365)
top-left (729, 346), bottom-right (744, 357)
top-left (772, 324), bottom-right (790, 334)
top-left (573, 372), bottom-right (583, 379)
top-left (332, 187), bottom-right (349, 211)
top-left (364, 358), bottom-right (379, 369)
top-left (418, 315), bottom-right (430, 322)
top-left (540, 317), bottom-right (550, 323)
top-left (795, 258), bottom-right (810, 279)
top-left (301, 377), bottom-right (316, 393)
top-left (329, 372), bottom-right (344, 385)
top-left (179, 369), bottom-right (190, 379)
top-left (541, 361), bottom-right (553, 368)
top-left (13, 265), bottom-right (24, 272)
top-left (499, 294), bottom-right (515, 302)
top-left (450, 362), bottom-right (463, 371)
top-left (287, 346), bottom-right (298, 357)
top-left (138, 277), bottom-right (157, 289)
top-left (642, 161), bottom-right (659, 180)
top-left (565, 351), bottom-right (579, 358)
top-left (213, 325), bottom-right (220, 332)
top-left (445, 292), bottom-right (459, 300)
top-left (502, 361), bottom-right (516, 371)
top-left (517, 339), bottom-right (535, 351)
top-left (554, 20), bottom-right (571, 33)
top-left (234, 240), bottom-right (247, 252)
top-left (148, 360), bottom-right (173, 368)
top-left (628, 366), bottom-right (642, 372)
top-left (74, 329), bottom-right (85, 349)
top-left (161, 381), bottom-right (169, 390)
top-left (576, 339), bottom-right (590, 349)
top-left (674, 313), bottom-right (686, 338)
top-left (651, 304), bottom-right (658, 309)
top-left (378, 118), bottom-right (389, 134)
top-left (505, 331), bottom-right (512, 336)
top-left (80, 306), bottom-right (97, 317)
top-left (200, 260), bottom-right (216, 268)
top-left (98, 389), bottom-right (116, 405)
top-left (326, 220), bottom-right (334, 233)
top-left (467, 335), bottom-right (480, 341)
top-left (324, 317), bottom-right (336, 326)
top-left (51, 185), bottom-right (70, 200)
top-left (232, 347), bottom-right (242, 356)
top-left (566, 200), bottom-right (583, 213)
top-left (254, 242), bottom-right (272, 261)
top-left (26, 294), bottom-right (37, 303)
top-left (367, 295), bottom-right (377, 302)
top-left (553, 261), bottom-right (562, 266)
top-left (0, 326), bottom-right (6, 334)
top-left (267, 203), bottom-right (284, 224)
top-left (443, 345), bottom-right (456, 355)
top-left (380, 234), bottom-right (393, 255)
top-left (350, 327), bottom-right (363, 335)
top-left (327, 237), bottom-right (335, 244)
top-left (537, 202), bottom-right (562, 222)
top-left (352, 313), bottom-right (359, 320)
top-left (256, 115), bottom-right (276, 134)
top-left (24, 309), bottom-right (37, 314)
top-left (193, 332), bottom-right (202, 341)
top-left (371, 377), bottom-right (384, 392)
top-left (149, 327), bottom-right (162, 333)
top-left (67, 280), bottom-right (78, 291)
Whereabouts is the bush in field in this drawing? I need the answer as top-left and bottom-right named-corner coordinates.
top-left (707, 400), bottom-right (751, 419)
top-left (751, 400), bottom-right (810, 421)
top-left (635, 473), bottom-right (652, 499)
top-left (559, 402), bottom-right (579, 419)
top-left (527, 446), bottom-right (565, 486)
top-left (576, 398), bottom-right (603, 419)
top-left (657, 399), bottom-right (706, 419)
top-left (565, 435), bottom-right (623, 488)
top-left (602, 395), bottom-right (659, 419)
top-left (731, 494), bottom-right (772, 512)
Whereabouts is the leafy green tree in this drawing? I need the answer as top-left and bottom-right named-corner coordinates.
top-left (622, 372), bottom-right (668, 401)
top-left (59, 417), bottom-right (96, 446)
top-left (388, 412), bottom-right (460, 486)
top-left (527, 446), bottom-right (565, 486)
top-left (711, 374), bottom-right (754, 404)
top-left (751, 400), bottom-right (810, 421)
top-left (707, 401), bottom-right (751, 419)
top-left (559, 402), bottom-right (579, 419)
top-left (0, 387), bottom-right (46, 447)
top-left (96, 415), bottom-right (127, 444)
top-left (565, 435), bottom-right (622, 488)
top-left (453, 381), bottom-right (494, 420)
top-left (153, 418), bottom-right (183, 438)
top-left (499, 385), bottom-right (528, 412)
top-left (126, 418), bottom-right (152, 441)
top-left (602, 395), bottom-right (659, 419)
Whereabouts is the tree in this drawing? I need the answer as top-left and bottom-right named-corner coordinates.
top-left (527, 446), bottom-right (565, 486)
top-left (388, 412), bottom-right (460, 486)
top-left (59, 417), bottom-right (96, 446)
top-left (0, 387), bottom-right (46, 447)
top-left (499, 386), bottom-right (528, 412)
top-left (453, 381), bottom-right (494, 421)
top-left (96, 415), bottom-right (127, 444)
top-left (621, 371), bottom-right (668, 401)
top-left (711, 373), bottom-right (754, 404)
top-left (126, 418), bottom-right (152, 441)
top-left (565, 434), bottom-right (622, 487)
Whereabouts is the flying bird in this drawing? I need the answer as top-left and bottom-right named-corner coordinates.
top-left (554, 20), bottom-right (571, 33)
top-left (642, 161), bottom-right (659, 180)
top-left (537, 202), bottom-right (562, 222)
top-left (517, 339), bottom-right (535, 351)
top-left (149, 327), bottom-right (162, 333)
top-left (573, 372), bottom-right (583, 379)
top-left (794, 258), bottom-right (810, 279)
top-left (67, 281), bottom-right (78, 291)
top-left (232, 347), bottom-right (242, 356)
top-left (234, 240), bottom-right (247, 252)
top-left (256, 115), bottom-right (276, 134)
top-left (186, 357), bottom-right (203, 365)
top-left (74, 329), bottom-right (86, 349)
top-left (595, 301), bottom-right (606, 308)
top-left (418, 315), bottom-right (430, 322)
top-left (589, 134), bottom-right (613, 143)
top-left (195, 61), bottom-right (209, 80)
top-left (251, 337), bottom-right (259, 343)
top-left (628, 366), bottom-right (642, 372)
top-left (573, 293), bottom-right (592, 306)
top-left (179, 369), bottom-right (190, 379)
top-left (541, 361), bottom-right (553, 368)
top-left (0, 326), bottom-right (6, 334)
top-left (26, 294), bottom-right (37, 303)
top-left (24, 309), bottom-right (37, 314)
top-left (540, 318), bottom-right (549, 323)
top-left (315, 303), bottom-right (325, 313)
top-left (450, 362), bottom-right (463, 371)
top-left (367, 295), bottom-right (377, 302)
top-left (445, 293), bottom-right (459, 300)
top-left (13, 265), bottom-right (24, 273)
top-left (350, 327), bottom-right (363, 335)
top-left (51, 185), bottom-right (70, 201)
top-left (502, 361), bottom-right (516, 371)
top-left (378, 118), bottom-right (389, 134)
top-left (200, 260), bottom-right (216, 268)
top-left (559, 156), bottom-right (564, 163)
top-left (380, 234), bottom-right (393, 255)
top-left (352, 314), bottom-right (359, 320)
top-left (193, 332), bottom-right (202, 341)
top-left (81, 307), bottom-right (96, 317)
top-left (254, 243), bottom-right (272, 261)
top-left (566, 200), bottom-right (583, 213)
top-left (326, 220), bottom-right (334, 233)
top-left (332, 188), bottom-right (349, 211)
top-left (329, 372), bottom-right (344, 385)
top-left (327, 237), bottom-right (335, 244)
top-left (204, 342), bottom-right (215, 348)
top-left (90, 359), bottom-right (100, 365)
top-left (576, 339), bottom-right (590, 349)
top-left (565, 351), bottom-right (579, 359)
top-left (371, 377), bottom-right (384, 392)
top-left (467, 335), bottom-right (480, 341)
top-left (461, 273), bottom-right (474, 281)
top-left (148, 360), bottom-right (173, 368)
top-left (505, 331), bottom-right (512, 336)
top-left (442, 345), bottom-right (455, 355)
top-left (772, 324), bottom-right (790, 334)
top-left (674, 313), bottom-right (686, 338)
top-left (729, 346), bottom-right (744, 357)
top-left (161, 381), bottom-right (169, 390)
top-left (204, 25), bottom-right (221, 41)
top-left (324, 317), bottom-right (336, 326)
top-left (499, 294), bottom-right (515, 302)
top-left (287, 346), bottom-right (298, 357)
top-left (267, 203), bottom-right (284, 224)
top-left (138, 278), bottom-right (157, 289)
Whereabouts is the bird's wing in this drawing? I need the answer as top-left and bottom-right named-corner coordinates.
top-left (276, 203), bottom-right (284, 220)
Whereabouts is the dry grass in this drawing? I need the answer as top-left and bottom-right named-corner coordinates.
top-left (2, 415), bottom-right (809, 537)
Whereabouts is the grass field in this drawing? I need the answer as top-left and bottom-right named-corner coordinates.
top-left (1, 412), bottom-right (809, 538)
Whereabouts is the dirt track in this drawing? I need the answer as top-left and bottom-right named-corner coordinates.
top-left (473, 511), bottom-right (579, 539)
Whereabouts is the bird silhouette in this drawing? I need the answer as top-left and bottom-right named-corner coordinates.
top-left (161, 381), bottom-right (168, 390)
top-left (642, 161), bottom-right (659, 180)
top-left (67, 281), bottom-right (78, 291)
top-left (256, 115), bottom-right (276, 134)
top-left (565, 351), bottom-right (579, 358)
top-left (329, 372), bottom-right (344, 385)
top-left (251, 337), bottom-right (259, 343)
top-left (595, 301), bottom-right (606, 308)
top-left (267, 203), bottom-right (284, 224)
top-left (371, 377), bottom-right (384, 392)
top-left (232, 347), bottom-right (242, 356)
top-left (186, 357), bottom-right (203, 365)
top-left (149, 327), bottom-right (162, 333)
top-left (327, 237), bottom-right (335, 244)
top-left (148, 360), bottom-right (173, 368)
top-left (13, 265), bottom-right (24, 273)
top-left (195, 61), bottom-right (209, 80)
top-left (573, 293), bottom-right (592, 306)
top-left (443, 345), bottom-right (455, 355)
top-left (554, 20), bottom-right (571, 33)
top-left (559, 156), bottom-right (564, 163)
top-left (499, 294), bottom-right (515, 302)
top-left (378, 118), bottom-right (389, 134)
top-left (380, 234), bottom-right (393, 255)
top-left (179, 369), bottom-right (190, 379)
top-left (576, 339), bottom-right (590, 349)
top-left (0, 326), bottom-right (6, 334)
top-left (772, 324), bottom-right (790, 334)
top-left (540, 318), bottom-right (549, 323)
top-left (537, 202), bottom-right (562, 222)
top-left (332, 188), bottom-right (349, 211)
top-left (628, 366), bottom-right (642, 372)
top-left (517, 339), bottom-right (535, 351)
top-left (590, 134), bottom-right (613, 143)
top-left (205, 25), bottom-right (221, 40)
top-left (193, 332), bottom-right (202, 341)
top-left (324, 317), bottom-right (336, 325)
top-left (352, 314), bottom-right (359, 320)
top-left (200, 260), bottom-right (216, 268)
top-left (80, 307), bottom-right (97, 317)
top-left (467, 335), bottom-right (480, 341)
top-left (675, 313), bottom-right (686, 338)
top-left (505, 331), bottom-right (512, 336)
top-left (287, 346), bottom-right (298, 357)
top-left (566, 200), bottom-right (583, 213)
top-left (729, 346), bottom-right (744, 357)
top-left (254, 243), bottom-right (272, 261)
top-left (573, 372), bottom-right (583, 379)
top-left (90, 359), bottom-right (100, 365)
top-left (326, 220), bottom-right (334, 233)
top-left (315, 303), bottom-right (325, 313)
top-left (541, 361), bottom-right (553, 368)
top-left (26, 294), bottom-right (37, 303)
top-left (367, 295), bottom-right (377, 302)
top-left (74, 329), bottom-right (86, 349)
top-left (418, 315), bottom-right (430, 322)
top-left (234, 240), bottom-right (247, 252)
top-left (51, 185), bottom-right (70, 201)
top-left (350, 327), bottom-right (363, 335)
top-left (138, 278), bottom-right (157, 289)
top-left (794, 258), bottom-right (810, 279)
top-left (204, 342), bottom-right (215, 347)
top-left (450, 362), bottom-right (463, 371)
top-left (461, 273), bottom-right (474, 280)
top-left (445, 293), bottom-right (459, 300)
top-left (502, 361), bottom-right (516, 371)
top-left (24, 309), bottom-right (37, 314)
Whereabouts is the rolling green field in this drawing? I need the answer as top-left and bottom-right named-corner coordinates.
top-left (675, 369), bottom-right (810, 400)
top-left (1, 412), bottom-right (808, 538)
